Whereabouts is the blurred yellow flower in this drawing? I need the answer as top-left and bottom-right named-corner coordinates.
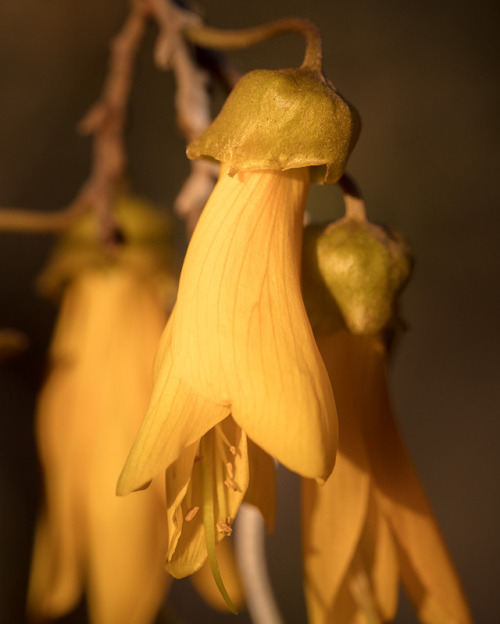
top-left (302, 330), bottom-right (473, 624)
top-left (27, 268), bottom-right (170, 624)
top-left (26, 196), bottom-right (184, 623)
top-left (118, 165), bottom-right (336, 578)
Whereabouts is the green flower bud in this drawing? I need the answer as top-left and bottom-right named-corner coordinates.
top-left (302, 218), bottom-right (413, 335)
top-left (187, 68), bottom-right (360, 184)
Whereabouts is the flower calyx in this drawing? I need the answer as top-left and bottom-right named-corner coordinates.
top-left (37, 194), bottom-right (177, 302)
top-left (302, 215), bottom-right (413, 336)
top-left (187, 67), bottom-right (360, 184)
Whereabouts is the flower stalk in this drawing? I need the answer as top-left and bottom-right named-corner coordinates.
top-left (185, 17), bottom-right (323, 73)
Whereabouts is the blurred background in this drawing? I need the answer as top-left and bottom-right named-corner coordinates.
top-left (1, 0), bottom-right (499, 622)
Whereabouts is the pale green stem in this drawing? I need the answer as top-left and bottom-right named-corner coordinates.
top-left (199, 434), bottom-right (238, 614)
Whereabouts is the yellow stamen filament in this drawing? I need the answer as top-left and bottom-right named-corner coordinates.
top-left (216, 522), bottom-right (233, 536)
top-left (229, 445), bottom-right (237, 457)
top-left (226, 462), bottom-right (234, 479)
top-left (200, 435), bottom-right (237, 613)
top-left (224, 479), bottom-right (239, 492)
top-left (185, 506), bottom-right (200, 522)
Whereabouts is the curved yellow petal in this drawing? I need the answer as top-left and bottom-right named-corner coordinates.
top-left (117, 309), bottom-right (231, 496)
top-left (164, 442), bottom-right (200, 563)
top-left (302, 330), bottom-right (377, 621)
top-left (302, 454), bottom-right (370, 622)
top-left (354, 335), bottom-right (473, 624)
top-left (27, 500), bottom-right (83, 618)
top-left (358, 489), bottom-right (399, 621)
top-left (244, 438), bottom-right (276, 532)
top-left (310, 566), bottom-right (366, 624)
top-left (86, 485), bottom-right (169, 624)
top-left (27, 281), bottom-right (94, 618)
top-left (170, 166), bottom-right (337, 480)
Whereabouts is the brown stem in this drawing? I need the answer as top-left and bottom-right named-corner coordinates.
top-left (0, 1), bottom-right (147, 239)
top-left (77, 0), bottom-right (148, 247)
top-left (338, 173), bottom-right (367, 221)
top-left (185, 18), bottom-right (323, 73)
top-left (146, 0), bottom-right (217, 240)
top-left (0, 197), bottom-right (87, 233)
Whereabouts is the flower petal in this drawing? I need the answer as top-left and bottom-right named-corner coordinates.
top-left (27, 282), bottom-right (93, 618)
top-left (303, 330), bottom-right (376, 620)
top-left (73, 271), bottom-right (169, 623)
top-left (356, 335), bottom-right (473, 624)
top-left (302, 456), bottom-right (370, 622)
top-left (86, 484), bottom-right (169, 624)
top-left (29, 270), bottom-right (170, 621)
top-left (117, 309), bottom-right (231, 495)
top-left (244, 438), bottom-right (276, 531)
top-left (172, 166), bottom-right (337, 480)
top-left (358, 489), bottom-right (399, 620)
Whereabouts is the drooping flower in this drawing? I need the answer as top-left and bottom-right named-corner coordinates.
top-left (118, 64), bottom-right (359, 581)
top-left (117, 166), bottom-right (321, 580)
top-left (301, 216), bottom-right (473, 623)
top-left (27, 197), bottom-right (175, 624)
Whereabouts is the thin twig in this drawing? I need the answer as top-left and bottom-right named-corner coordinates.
top-left (145, 0), bottom-right (218, 235)
top-left (185, 18), bottom-right (323, 73)
top-left (0, 200), bottom-right (86, 233)
top-left (0, 0), bottom-right (148, 240)
top-left (78, 0), bottom-right (148, 247)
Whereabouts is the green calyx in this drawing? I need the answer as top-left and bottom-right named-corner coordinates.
top-left (302, 218), bottom-right (413, 335)
top-left (187, 68), bottom-right (360, 184)
top-left (37, 194), bottom-right (177, 300)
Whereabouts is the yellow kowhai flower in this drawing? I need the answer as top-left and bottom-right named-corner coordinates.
top-left (27, 197), bottom-right (177, 623)
top-left (302, 331), bottom-right (473, 624)
top-left (27, 268), bottom-right (169, 624)
top-left (118, 166), bottom-right (322, 581)
top-left (118, 60), bottom-right (359, 595)
top-left (301, 218), bottom-right (472, 623)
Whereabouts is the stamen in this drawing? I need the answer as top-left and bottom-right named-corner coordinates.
top-left (194, 455), bottom-right (204, 463)
top-left (215, 425), bottom-right (237, 458)
top-left (200, 434), bottom-right (237, 614)
top-left (224, 478), bottom-right (239, 492)
top-left (185, 506), bottom-right (199, 521)
top-left (226, 461), bottom-right (234, 478)
top-left (216, 521), bottom-right (233, 536)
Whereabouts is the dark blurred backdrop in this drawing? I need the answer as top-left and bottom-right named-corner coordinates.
top-left (1, 1), bottom-right (499, 622)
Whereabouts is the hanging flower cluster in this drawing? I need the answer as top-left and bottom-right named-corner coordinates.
top-left (0, 4), bottom-right (473, 623)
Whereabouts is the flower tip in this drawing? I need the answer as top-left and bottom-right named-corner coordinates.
top-left (115, 471), bottom-right (152, 496)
